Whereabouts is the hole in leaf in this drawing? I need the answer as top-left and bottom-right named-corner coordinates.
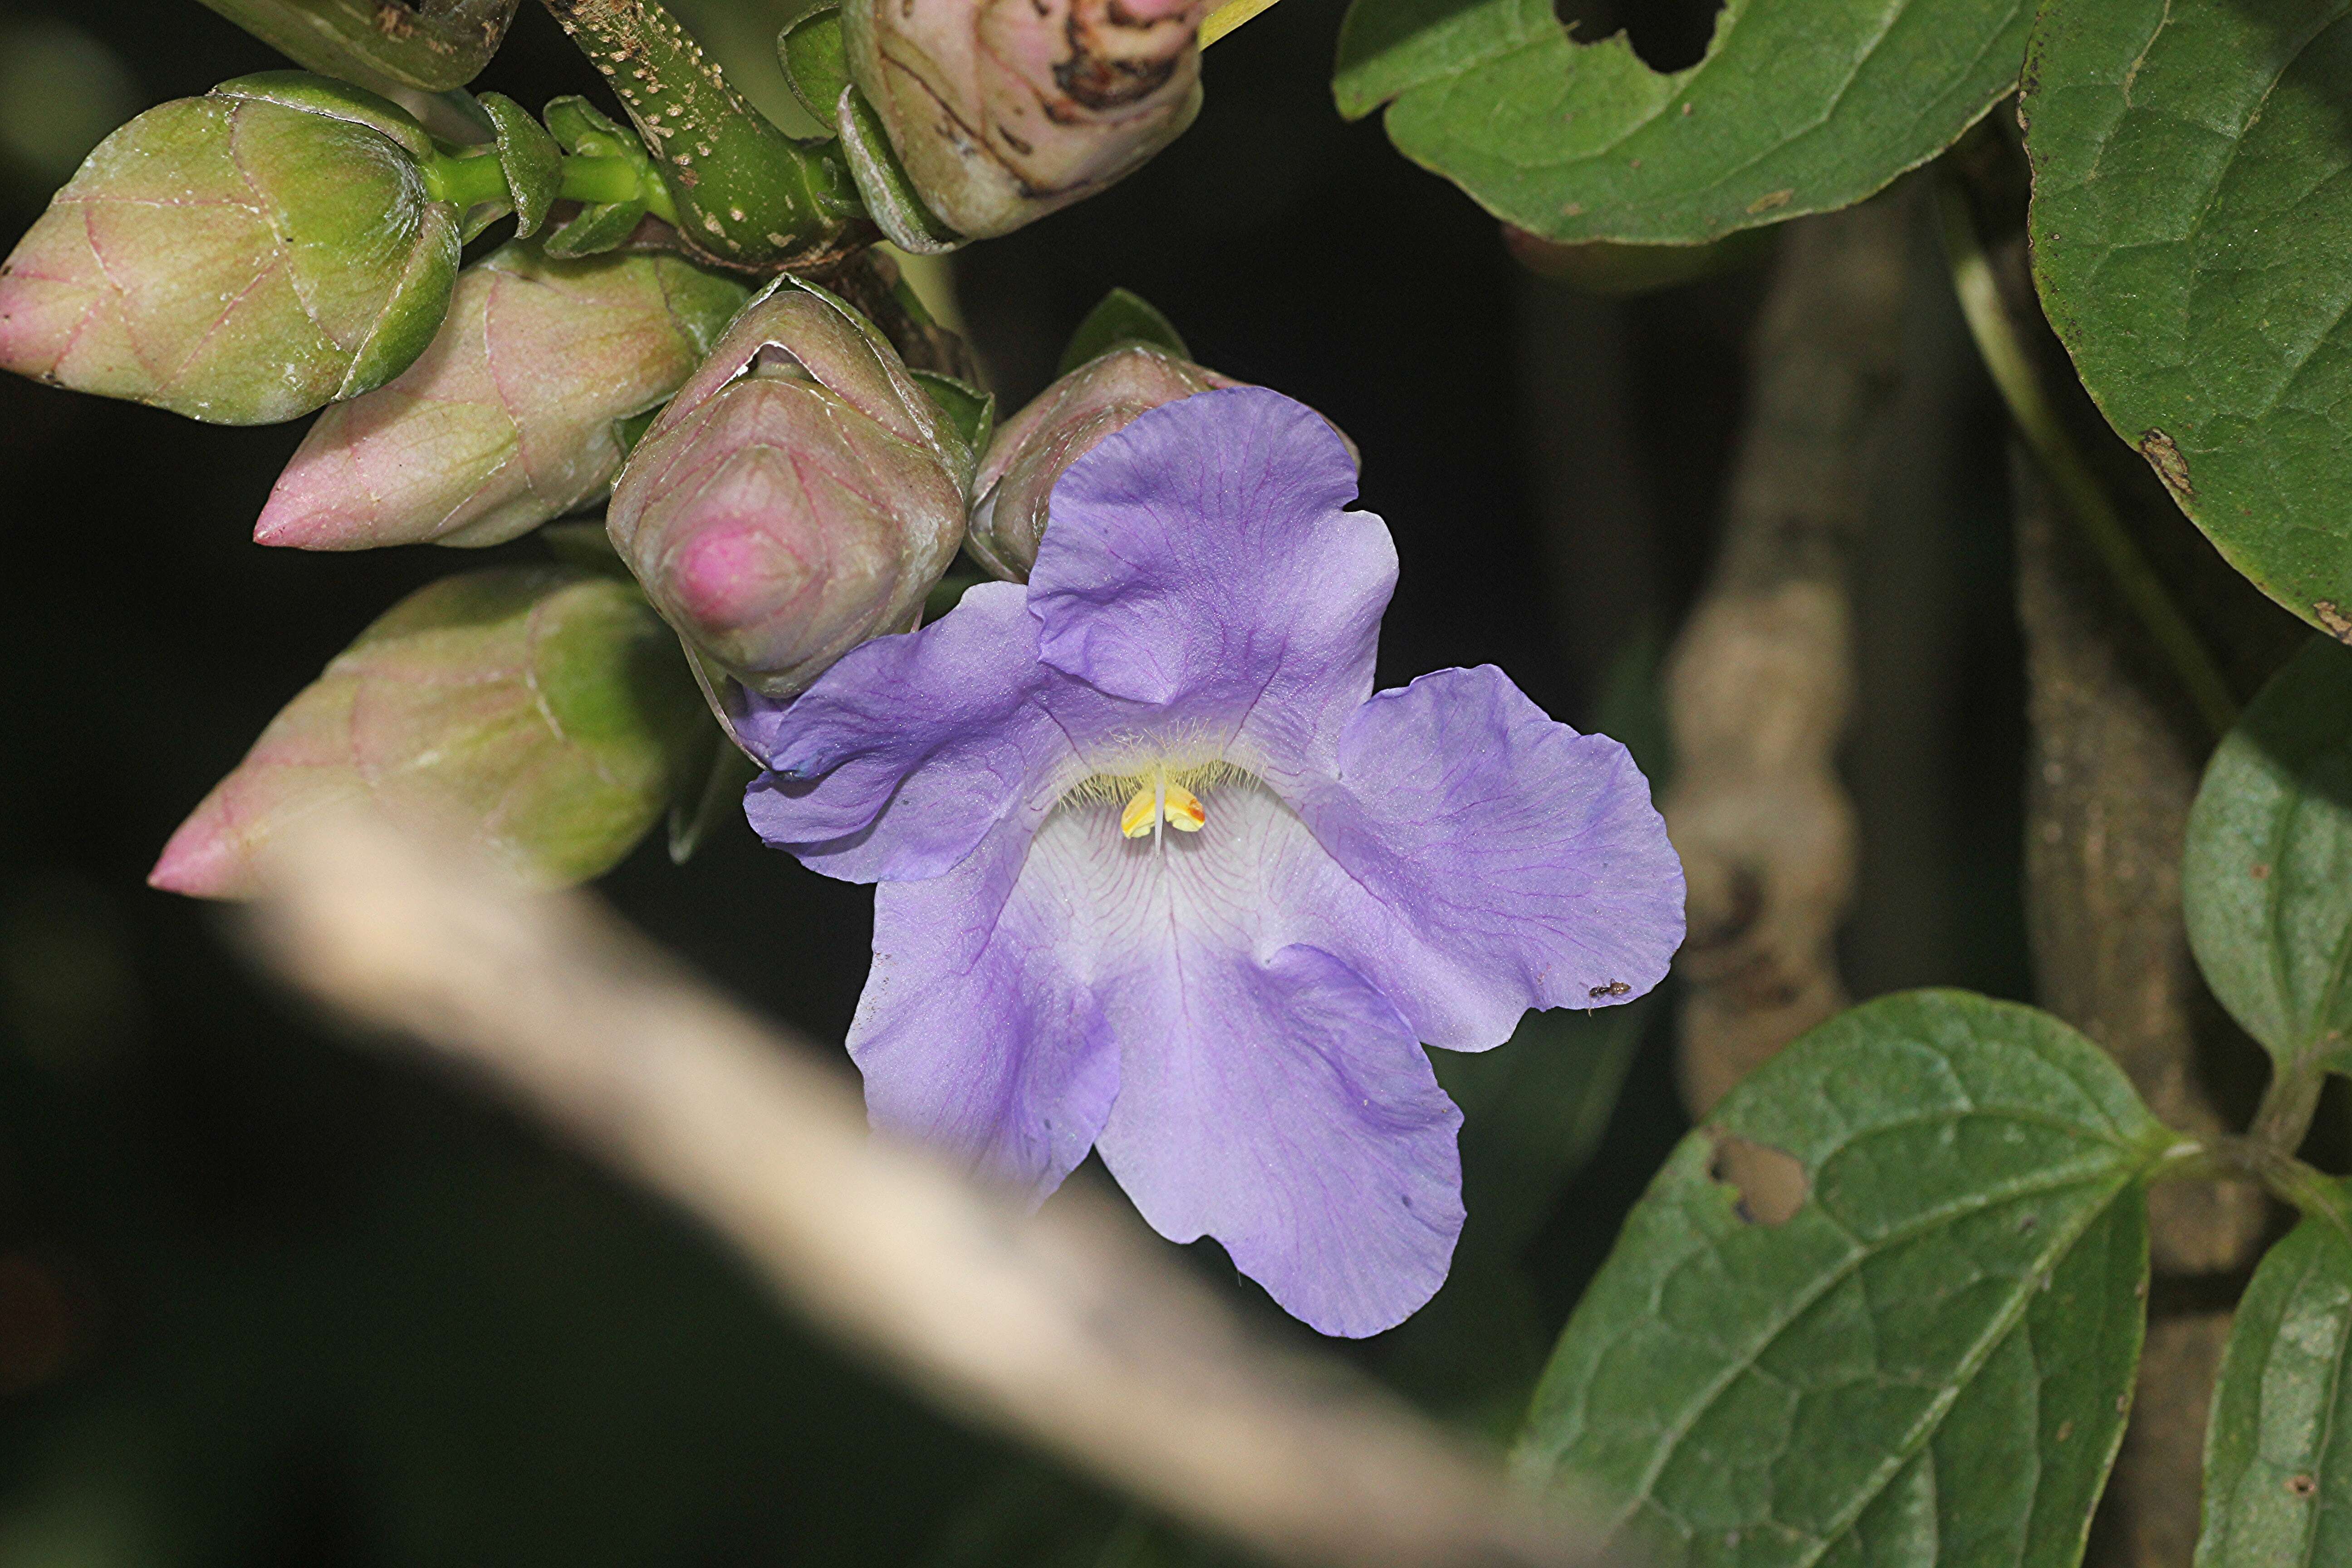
top-left (1708, 1132), bottom-right (1807, 1225)
top-left (1551, 0), bottom-right (1725, 74)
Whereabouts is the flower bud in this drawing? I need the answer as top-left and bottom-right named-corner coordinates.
top-left (255, 240), bottom-right (751, 551)
top-left (608, 279), bottom-right (971, 698)
top-left (196, 0), bottom-right (519, 95)
top-left (149, 567), bottom-right (709, 900)
top-left (0, 73), bottom-right (460, 425)
top-left (842, 0), bottom-right (1206, 240)
top-left (968, 343), bottom-right (1235, 579)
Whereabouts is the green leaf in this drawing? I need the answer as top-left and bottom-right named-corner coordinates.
top-left (1333, 0), bottom-right (2029, 245)
top-left (2183, 638), bottom-right (2352, 1075)
top-left (2022, 1), bottom-right (2352, 634)
top-left (1057, 289), bottom-right (1191, 376)
top-left (2198, 1194), bottom-right (2352, 1568)
top-left (151, 568), bottom-right (708, 899)
top-left (1515, 990), bottom-right (2168, 1566)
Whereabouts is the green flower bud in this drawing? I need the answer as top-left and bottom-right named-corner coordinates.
top-left (608, 278), bottom-right (970, 698)
top-left (841, 0), bottom-right (1206, 240)
top-left (0, 73), bottom-right (461, 424)
top-left (150, 567), bottom-right (709, 899)
top-left (195, 0), bottom-right (519, 96)
top-left (255, 239), bottom-right (750, 550)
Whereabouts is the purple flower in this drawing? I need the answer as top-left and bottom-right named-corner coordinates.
top-left (741, 387), bottom-right (1685, 1336)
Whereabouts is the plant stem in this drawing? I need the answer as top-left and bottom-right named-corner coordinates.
top-left (425, 147), bottom-right (682, 228)
top-left (424, 148), bottom-right (512, 209)
top-left (538, 0), bottom-right (865, 270)
top-left (1935, 170), bottom-right (2238, 742)
top-left (559, 154), bottom-right (666, 213)
top-left (2149, 1129), bottom-right (2348, 1230)
top-left (2250, 1050), bottom-right (2330, 1161)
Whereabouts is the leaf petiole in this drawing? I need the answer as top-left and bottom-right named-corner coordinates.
top-left (1935, 167), bottom-right (2238, 742)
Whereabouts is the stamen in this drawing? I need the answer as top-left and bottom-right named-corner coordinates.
top-left (1121, 783), bottom-right (1157, 839)
top-left (1117, 772), bottom-right (1209, 841)
top-left (1164, 781), bottom-right (1205, 832)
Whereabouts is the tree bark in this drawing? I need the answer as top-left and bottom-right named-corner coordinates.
top-left (1662, 192), bottom-right (1911, 1127)
top-left (2012, 446), bottom-right (2270, 1567)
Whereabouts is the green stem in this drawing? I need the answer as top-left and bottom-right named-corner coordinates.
top-left (424, 148), bottom-right (513, 209)
top-left (1935, 170), bottom-right (2238, 743)
top-left (2250, 1046), bottom-right (2330, 1166)
top-left (425, 146), bottom-right (683, 226)
top-left (2266, 1153), bottom-right (2352, 1230)
top-left (2150, 1131), bottom-right (2349, 1230)
top-left (560, 154), bottom-right (671, 216)
top-left (537, 0), bottom-right (864, 270)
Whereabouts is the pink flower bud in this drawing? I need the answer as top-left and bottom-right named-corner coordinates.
top-left (149, 567), bottom-right (708, 900)
top-left (843, 0), bottom-right (1206, 239)
top-left (607, 279), bottom-right (970, 697)
top-left (968, 343), bottom-right (1235, 578)
top-left (255, 240), bottom-right (751, 551)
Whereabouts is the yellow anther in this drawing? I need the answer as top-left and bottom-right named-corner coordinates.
top-left (1119, 777), bottom-right (1207, 840)
top-left (1120, 785), bottom-right (1157, 839)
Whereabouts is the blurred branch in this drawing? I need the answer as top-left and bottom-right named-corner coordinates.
top-left (243, 814), bottom-right (1597, 1568)
top-left (1659, 192), bottom-right (1912, 1128)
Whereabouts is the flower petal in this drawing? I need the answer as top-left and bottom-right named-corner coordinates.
top-left (853, 812), bottom-right (1120, 1198)
top-left (1027, 387), bottom-right (1394, 782)
top-left (1299, 664), bottom-right (1686, 1048)
top-left (854, 771), bottom-right (1465, 1332)
top-left (741, 581), bottom-right (1070, 882)
top-left (1095, 940), bottom-right (1463, 1339)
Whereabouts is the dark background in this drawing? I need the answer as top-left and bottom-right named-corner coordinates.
top-left (0, 0), bottom-right (2029, 1561)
